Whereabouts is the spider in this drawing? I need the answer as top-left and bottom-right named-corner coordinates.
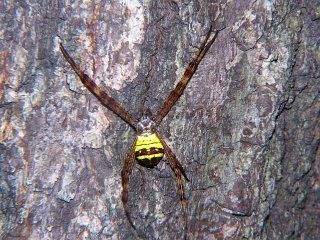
top-left (59, 26), bottom-right (220, 228)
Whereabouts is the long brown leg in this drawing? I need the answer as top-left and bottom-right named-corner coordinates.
top-left (156, 132), bottom-right (190, 238)
top-left (155, 26), bottom-right (220, 125)
top-left (155, 132), bottom-right (189, 207)
top-left (120, 139), bottom-right (137, 229)
top-left (59, 41), bottom-right (138, 129)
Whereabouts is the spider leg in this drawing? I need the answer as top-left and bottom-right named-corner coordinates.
top-left (155, 26), bottom-right (221, 125)
top-left (155, 132), bottom-right (189, 208)
top-left (59, 41), bottom-right (138, 130)
top-left (121, 139), bottom-right (137, 229)
top-left (156, 132), bottom-right (189, 237)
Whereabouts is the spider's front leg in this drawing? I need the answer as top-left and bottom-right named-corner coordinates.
top-left (121, 140), bottom-right (137, 229)
top-left (154, 26), bottom-right (220, 126)
top-left (59, 41), bottom-right (138, 129)
top-left (156, 132), bottom-right (190, 208)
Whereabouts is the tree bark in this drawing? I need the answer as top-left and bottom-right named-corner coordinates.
top-left (1, 0), bottom-right (319, 239)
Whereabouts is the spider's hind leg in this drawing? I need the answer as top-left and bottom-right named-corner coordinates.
top-left (156, 132), bottom-right (190, 238)
top-left (121, 140), bottom-right (137, 229)
top-left (155, 132), bottom-right (189, 208)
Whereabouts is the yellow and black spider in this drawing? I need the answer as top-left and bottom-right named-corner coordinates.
top-left (59, 26), bottom-right (220, 228)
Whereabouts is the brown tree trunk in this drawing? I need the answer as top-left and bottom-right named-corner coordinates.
top-left (1, 1), bottom-right (319, 239)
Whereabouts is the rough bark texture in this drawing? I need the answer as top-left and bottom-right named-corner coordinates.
top-left (0, 1), bottom-right (319, 239)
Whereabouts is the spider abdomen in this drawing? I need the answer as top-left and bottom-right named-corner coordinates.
top-left (134, 133), bottom-right (164, 167)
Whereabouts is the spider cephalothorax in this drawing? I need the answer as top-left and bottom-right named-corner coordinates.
top-left (136, 115), bottom-right (156, 133)
top-left (59, 26), bottom-right (220, 229)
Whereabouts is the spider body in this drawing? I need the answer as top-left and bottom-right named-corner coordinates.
top-left (59, 26), bottom-right (220, 229)
top-left (135, 116), bottom-right (164, 167)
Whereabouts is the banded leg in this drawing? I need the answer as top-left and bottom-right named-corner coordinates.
top-left (59, 41), bottom-right (138, 129)
top-left (155, 132), bottom-right (189, 208)
top-left (155, 26), bottom-right (220, 125)
top-left (121, 140), bottom-right (137, 229)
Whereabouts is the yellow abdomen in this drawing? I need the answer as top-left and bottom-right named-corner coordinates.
top-left (134, 133), bottom-right (164, 167)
